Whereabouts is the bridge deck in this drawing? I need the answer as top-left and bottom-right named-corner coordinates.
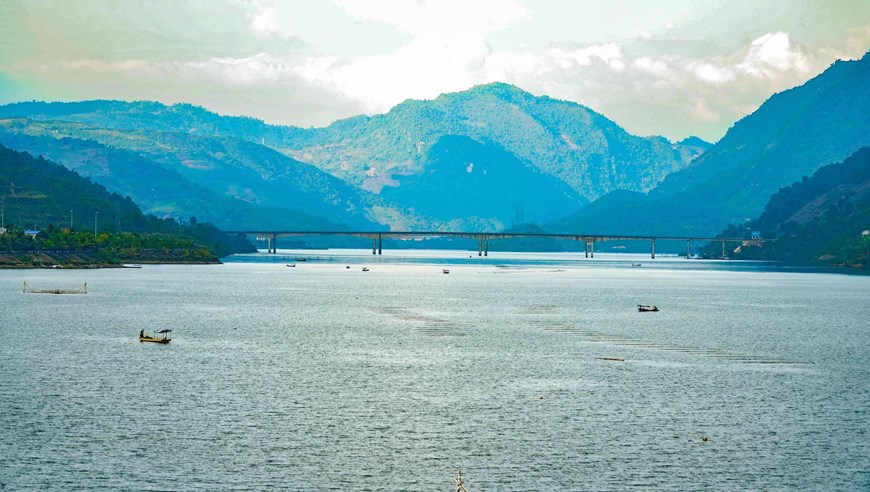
top-left (225, 230), bottom-right (771, 243)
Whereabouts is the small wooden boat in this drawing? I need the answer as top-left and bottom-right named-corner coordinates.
top-left (637, 304), bottom-right (659, 312)
top-left (286, 263), bottom-right (296, 267)
top-left (139, 329), bottom-right (171, 344)
top-left (361, 267), bottom-right (370, 272)
top-left (442, 268), bottom-right (450, 274)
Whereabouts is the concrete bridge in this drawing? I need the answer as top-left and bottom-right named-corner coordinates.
top-left (224, 230), bottom-right (775, 259)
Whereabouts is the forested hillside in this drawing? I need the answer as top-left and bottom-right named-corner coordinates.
top-left (0, 144), bottom-right (253, 265)
top-left (704, 147), bottom-right (870, 267)
top-left (554, 53), bottom-right (870, 237)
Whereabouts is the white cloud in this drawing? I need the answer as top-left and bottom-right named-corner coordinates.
top-left (692, 62), bottom-right (734, 84)
top-left (545, 44), bottom-right (625, 71)
top-left (633, 57), bottom-right (671, 78)
top-left (335, 0), bottom-right (528, 37)
top-left (299, 33), bottom-right (491, 113)
top-left (250, 7), bottom-right (278, 36)
top-left (4, 1), bottom-right (868, 141)
top-left (737, 32), bottom-right (810, 77)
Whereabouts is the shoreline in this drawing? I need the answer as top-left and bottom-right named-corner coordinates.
top-left (0, 251), bottom-right (221, 269)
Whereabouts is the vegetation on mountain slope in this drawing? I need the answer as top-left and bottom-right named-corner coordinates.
top-left (554, 53), bottom-right (870, 237)
top-left (0, 144), bottom-right (253, 266)
top-left (702, 147), bottom-right (870, 268)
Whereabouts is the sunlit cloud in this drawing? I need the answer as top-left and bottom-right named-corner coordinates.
top-left (1, 0), bottom-right (867, 141)
top-left (335, 0), bottom-right (528, 37)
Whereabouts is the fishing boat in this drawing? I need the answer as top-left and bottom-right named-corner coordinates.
top-left (637, 304), bottom-right (659, 312)
top-left (442, 268), bottom-right (450, 274)
top-left (361, 267), bottom-right (370, 272)
top-left (286, 263), bottom-right (296, 267)
top-left (139, 329), bottom-right (172, 344)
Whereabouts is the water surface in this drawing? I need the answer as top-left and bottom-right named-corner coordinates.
top-left (1, 250), bottom-right (868, 490)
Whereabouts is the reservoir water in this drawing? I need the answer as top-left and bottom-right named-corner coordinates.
top-left (1, 250), bottom-right (868, 490)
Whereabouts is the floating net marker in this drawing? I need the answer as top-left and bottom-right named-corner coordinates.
top-left (23, 281), bottom-right (88, 295)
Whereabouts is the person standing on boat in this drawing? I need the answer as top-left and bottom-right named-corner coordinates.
top-left (139, 329), bottom-right (145, 338)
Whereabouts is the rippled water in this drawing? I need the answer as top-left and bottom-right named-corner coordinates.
top-left (1, 250), bottom-right (868, 490)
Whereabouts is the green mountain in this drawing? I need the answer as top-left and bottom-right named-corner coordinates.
top-left (0, 118), bottom-right (386, 230)
top-left (286, 82), bottom-right (708, 202)
top-left (0, 142), bottom-right (148, 232)
top-left (705, 147), bottom-right (870, 267)
top-left (379, 135), bottom-right (584, 230)
top-left (0, 84), bottom-right (708, 231)
top-left (0, 143), bottom-right (253, 260)
top-left (554, 53), bottom-right (870, 236)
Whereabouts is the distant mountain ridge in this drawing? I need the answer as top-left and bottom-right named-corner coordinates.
top-left (554, 52), bottom-right (870, 237)
top-left (285, 82), bottom-right (708, 201)
top-left (0, 84), bottom-right (708, 231)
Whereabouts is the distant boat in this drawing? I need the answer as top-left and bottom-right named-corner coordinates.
top-left (286, 263), bottom-right (296, 267)
top-left (637, 304), bottom-right (659, 312)
top-left (296, 258), bottom-right (307, 262)
top-left (361, 267), bottom-right (370, 272)
top-left (121, 264), bottom-right (142, 268)
top-left (442, 268), bottom-right (450, 274)
top-left (139, 329), bottom-right (171, 344)
top-left (632, 263), bottom-right (642, 267)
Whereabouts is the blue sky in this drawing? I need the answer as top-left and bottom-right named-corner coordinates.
top-left (1, 0), bottom-right (868, 141)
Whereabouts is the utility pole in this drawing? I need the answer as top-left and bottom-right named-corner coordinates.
top-left (94, 211), bottom-right (98, 238)
top-left (1, 196), bottom-right (5, 229)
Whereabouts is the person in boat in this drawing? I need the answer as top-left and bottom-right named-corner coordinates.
top-left (139, 329), bottom-right (145, 338)
top-left (652, 305), bottom-right (658, 311)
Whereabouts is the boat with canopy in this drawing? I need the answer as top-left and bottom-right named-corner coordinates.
top-left (139, 329), bottom-right (172, 344)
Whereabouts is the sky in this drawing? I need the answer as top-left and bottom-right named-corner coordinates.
top-left (0, 0), bottom-right (868, 142)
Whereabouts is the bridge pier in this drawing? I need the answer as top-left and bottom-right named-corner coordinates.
top-left (722, 240), bottom-right (726, 259)
top-left (584, 241), bottom-right (588, 258)
top-left (371, 235), bottom-right (383, 255)
top-left (590, 240), bottom-right (594, 258)
top-left (686, 239), bottom-right (691, 259)
top-left (651, 239), bottom-right (655, 259)
top-left (477, 236), bottom-right (489, 256)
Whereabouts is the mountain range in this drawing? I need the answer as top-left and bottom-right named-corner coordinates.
top-left (0, 84), bottom-right (706, 232)
top-left (0, 52), bottom-right (867, 254)
top-left (554, 53), bottom-right (870, 236)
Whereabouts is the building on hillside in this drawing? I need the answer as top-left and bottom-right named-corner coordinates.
top-left (24, 229), bottom-right (40, 238)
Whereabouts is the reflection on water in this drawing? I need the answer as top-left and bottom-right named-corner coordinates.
top-left (0, 251), bottom-right (868, 490)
